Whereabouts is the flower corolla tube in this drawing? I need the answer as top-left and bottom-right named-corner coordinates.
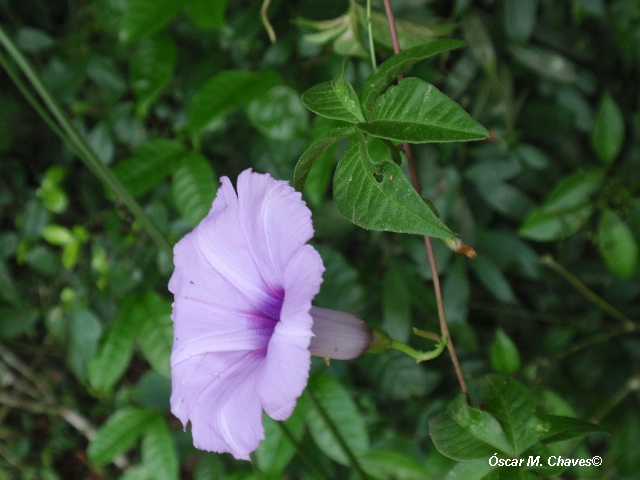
top-left (169, 169), bottom-right (373, 459)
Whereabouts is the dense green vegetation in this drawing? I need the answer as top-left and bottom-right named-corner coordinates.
top-left (0, 0), bottom-right (639, 478)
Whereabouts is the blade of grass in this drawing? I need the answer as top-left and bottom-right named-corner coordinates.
top-left (0, 26), bottom-right (173, 261)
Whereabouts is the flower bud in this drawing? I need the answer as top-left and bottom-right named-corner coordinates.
top-left (309, 307), bottom-right (374, 360)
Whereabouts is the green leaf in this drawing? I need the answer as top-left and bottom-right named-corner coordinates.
top-left (42, 224), bottom-right (74, 246)
top-left (359, 349), bottom-right (440, 400)
top-left (187, 70), bottom-right (281, 141)
top-left (470, 255), bottom-right (518, 304)
top-left (461, 14), bottom-right (496, 74)
top-left (591, 91), bottom-right (625, 164)
top-left (134, 291), bottom-right (173, 377)
top-left (21, 199), bottom-right (49, 241)
top-left (88, 408), bottom-right (157, 466)
top-left (141, 416), bottom-right (179, 480)
top-left (61, 240), bottom-right (80, 269)
top-left (120, 0), bottom-right (186, 44)
top-left (430, 395), bottom-right (514, 460)
top-left (87, 295), bottom-right (138, 393)
top-left (246, 85), bottom-right (309, 140)
top-left (382, 261), bottom-right (412, 343)
top-left (534, 415), bottom-right (607, 444)
top-left (509, 46), bottom-right (577, 83)
top-left (134, 371), bottom-right (172, 410)
top-left (519, 206), bottom-right (594, 242)
top-left (333, 132), bottom-right (453, 237)
top-left (314, 244), bottom-right (365, 313)
top-left (293, 126), bottom-right (354, 191)
top-left (444, 458), bottom-right (496, 480)
top-left (443, 256), bottom-right (469, 324)
top-left (186, 0), bottom-right (228, 29)
top-left (301, 66), bottom-right (365, 123)
top-left (490, 329), bottom-right (521, 375)
top-left (86, 122), bottom-right (115, 165)
top-left (478, 375), bottom-right (537, 455)
top-left (15, 27), bottom-right (54, 52)
top-left (358, 78), bottom-right (488, 143)
top-left (67, 309), bottom-right (103, 381)
top-left (113, 139), bottom-right (187, 197)
top-left (355, 3), bottom-right (457, 55)
top-left (360, 40), bottom-right (466, 118)
top-left (0, 307), bottom-right (39, 339)
top-left (519, 168), bottom-right (604, 241)
top-left (307, 373), bottom-right (369, 465)
top-left (194, 453), bottom-right (225, 480)
top-left (598, 209), bottom-right (638, 278)
top-left (361, 450), bottom-right (432, 480)
top-left (171, 151), bottom-right (218, 226)
top-left (130, 34), bottom-right (177, 115)
top-left (504, 0), bottom-right (538, 43)
top-left (519, 442), bottom-right (568, 478)
top-left (255, 401), bottom-right (306, 474)
top-left (475, 230), bottom-right (540, 279)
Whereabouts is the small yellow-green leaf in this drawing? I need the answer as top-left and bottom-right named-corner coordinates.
top-left (598, 209), bottom-right (638, 278)
top-left (490, 329), bottom-right (521, 375)
top-left (591, 91), bottom-right (625, 165)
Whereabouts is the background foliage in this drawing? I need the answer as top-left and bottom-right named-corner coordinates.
top-left (0, 0), bottom-right (639, 478)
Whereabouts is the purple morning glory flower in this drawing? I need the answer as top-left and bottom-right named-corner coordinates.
top-left (169, 169), bottom-right (372, 460)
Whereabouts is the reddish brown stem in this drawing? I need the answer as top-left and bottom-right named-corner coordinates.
top-left (382, 0), bottom-right (470, 403)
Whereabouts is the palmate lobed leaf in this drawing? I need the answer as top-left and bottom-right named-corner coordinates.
top-left (358, 77), bottom-right (488, 143)
top-left (333, 131), bottom-right (453, 238)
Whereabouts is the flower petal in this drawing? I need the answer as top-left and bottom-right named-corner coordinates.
top-left (169, 227), bottom-right (275, 366)
top-left (171, 351), bottom-right (265, 460)
top-left (193, 174), bottom-right (283, 318)
top-left (236, 169), bottom-right (315, 295)
top-left (258, 245), bottom-right (324, 420)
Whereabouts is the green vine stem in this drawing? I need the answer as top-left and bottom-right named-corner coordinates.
top-left (366, 0), bottom-right (377, 70)
top-left (0, 25), bottom-right (173, 261)
top-left (261, 0), bottom-right (276, 43)
top-left (540, 254), bottom-right (635, 330)
top-left (380, 0), bottom-right (470, 403)
top-left (533, 324), bottom-right (637, 370)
